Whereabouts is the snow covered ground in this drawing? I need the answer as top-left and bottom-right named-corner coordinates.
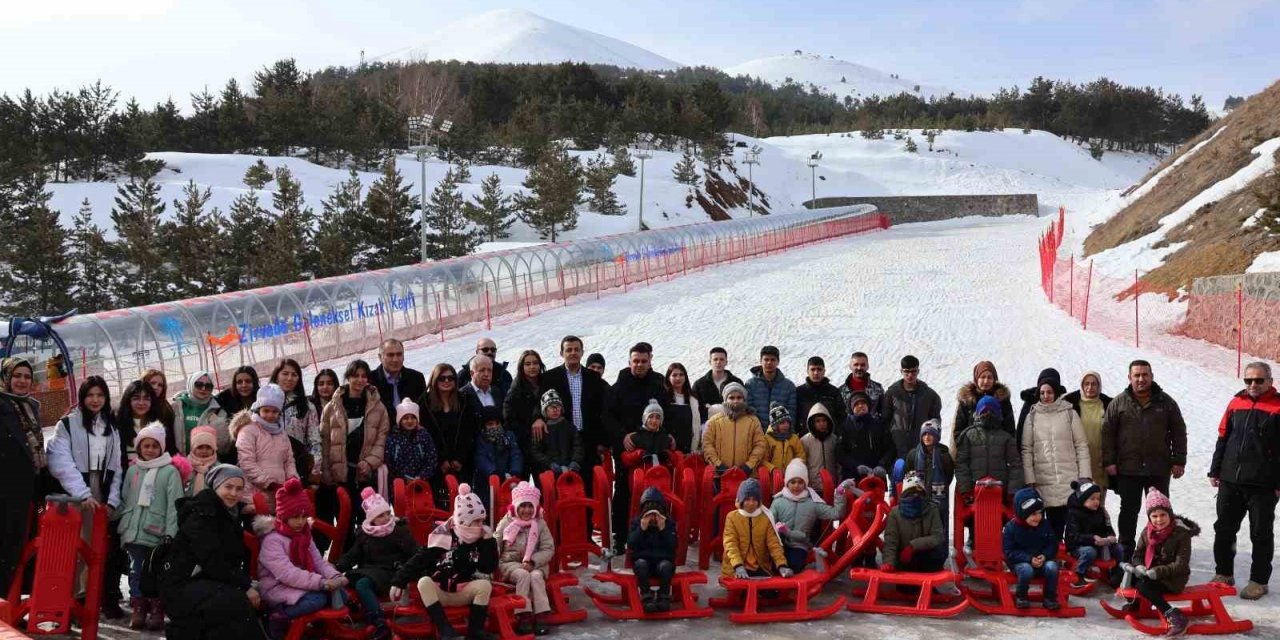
top-left (299, 213), bottom-right (1275, 640)
top-left (724, 52), bottom-right (963, 101)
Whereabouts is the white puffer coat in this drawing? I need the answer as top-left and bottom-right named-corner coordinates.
top-left (1021, 398), bottom-right (1091, 507)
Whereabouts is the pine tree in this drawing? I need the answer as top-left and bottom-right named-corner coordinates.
top-left (315, 169), bottom-right (365, 278)
top-left (583, 154), bottom-right (625, 215)
top-left (904, 136), bottom-right (918, 153)
top-left (672, 148), bottom-right (701, 186)
top-left (454, 161), bottom-right (472, 184)
top-left (463, 173), bottom-right (516, 243)
top-left (0, 171), bottom-right (75, 315)
top-left (362, 159), bottom-right (420, 268)
top-left (111, 173), bottom-right (170, 306)
top-left (223, 183), bottom-right (270, 290)
top-left (925, 129), bottom-right (938, 150)
top-left (515, 143), bottom-right (582, 242)
top-left (610, 145), bottom-right (637, 177)
top-left (165, 181), bottom-right (223, 298)
top-left (244, 159), bottom-right (274, 189)
top-left (68, 198), bottom-right (119, 312)
top-left (423, 168), bottom-right (479, 259)
top-left (261, 165), bottom-right (312, 284)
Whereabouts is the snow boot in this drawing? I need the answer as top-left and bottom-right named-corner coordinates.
top-left (146, 597), bottom-right (166, 631)
top-left (656, 588), bottom-right (672, 613)
top-left (516, 613), bottom-right (534, 635)
top-left (1163, 608), bottom-right (1188, 636)
top-left (425, 602), bottom-right (459, 639)
top-left (267, 609), bottom-right (291, 640)
top-left (1014, 589), bottom-right (1031, 610)
top-left (531, 613), bottom-right (549, 636)
top-left (128, 597), bottom-right (147, 630)
top-left (641, 589), bottom-right (658, 614)
top-left (467, 604), bottom-right (496, 640)
top-left (1240, 582), bottom-right (1268, 600)
top-left (1209, 574), bottom-right (1235, 587)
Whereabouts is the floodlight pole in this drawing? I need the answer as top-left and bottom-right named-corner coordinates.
top-left (807, 154), bottom-right (820, 207)
top-left (632, 136), bottom-right (654, 232)
top-left (743, 147), bottom-right (761, 217)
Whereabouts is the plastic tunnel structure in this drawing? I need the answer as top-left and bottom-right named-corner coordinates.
top-left (43, 205), bottom-right (883, 397)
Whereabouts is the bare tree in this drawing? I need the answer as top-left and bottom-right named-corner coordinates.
top-left (397, 64), bottom-right (460, 120)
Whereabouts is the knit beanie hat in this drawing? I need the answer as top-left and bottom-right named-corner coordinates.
top-left (973, 360), bottom-right (998, 383)
top-left (975, 395), bottom-right (1002, 419)
top-left (511, 481), bottom-right (541, 510)
top-left (540, 389), bottom-right (563, 414)
top-left (396, 398), bottom-right (420, 424)
top-left (642, 399), bottom-right (664, 427)
top-left (1071, 480), bottom-right (1102, 504)
top-left (134, 422), bottom-right (168, 450)
top-left (253, 383), bottom-right (285, 412)
top-left (275, 477), bottom-right (311, 519)
top-left (736, 478), bottom-right (763, 505)
top-left (1013, 487), bottom-right (1046, 521)
top-left (190, 426), bottom-right (218, 452)
top-left (1143, 488), bottom-right (1172, 516)
top-left (920, 419), bottom-right (942, 442)
top-left (849, 392), bottom-right (871, 410)
top-left (205, 463), bottom-right (245, 491)
top-left (586, 353), bottom-right (606, 368)
top-left (453, 483), bottom-right (487, 524)
top-left (768, 401), bottom-right (792, 430)
top-left (361, 486), bottom-right (393, 523)
top-left (901, 472), bottom-right (925, 496)
top-left (639, 486), bottom-right (668, 517)
top-left (785, 458), bottom-right (808, 487)
top-left (721, 381), bottom-right (747, 400)
top-left (480, 404), bottom-right (504, 426)
top-left (1035, 368), bottom-right (1063, 390)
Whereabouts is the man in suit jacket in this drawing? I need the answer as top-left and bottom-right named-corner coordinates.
top-left (539, 336), bottom-right (610, 469)
top-left (370, 338), bottom-right (427, 418)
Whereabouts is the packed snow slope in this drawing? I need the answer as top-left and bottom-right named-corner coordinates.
top-left (381, 8), bottom-right (681, 70)
top-left (50, 129), bottom-right (1156, 249)
top-left (725, 52), bottom-right (963, 101)
top-left (332, 214), bottom-right (1272, 639)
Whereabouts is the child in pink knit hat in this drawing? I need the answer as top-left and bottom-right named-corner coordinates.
top-left (496, 481), bottom-right (555, 635)
top-left (335, 487), bottom-right (417, 640)
top-left (255, 478), bottom-right (346, 639)
top-left (1120, 489), bottom-right (1200, 636)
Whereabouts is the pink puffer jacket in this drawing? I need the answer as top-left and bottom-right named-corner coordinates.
top-left (233, 410), bottom-right (298, 503)
top-left (253, 516), bottom-right (341, 607)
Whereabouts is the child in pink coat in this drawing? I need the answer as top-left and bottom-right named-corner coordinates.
top-left (256, 478), bottom-right (347, 639)
top-left (235, 383), bottom-right (298, 512)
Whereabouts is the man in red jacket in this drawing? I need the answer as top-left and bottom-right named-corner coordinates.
top-left (1209, 362), bottom-right (1280, 601)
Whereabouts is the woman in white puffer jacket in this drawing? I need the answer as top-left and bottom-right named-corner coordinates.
top-left (1021, 377), bottom-right (1091, 542)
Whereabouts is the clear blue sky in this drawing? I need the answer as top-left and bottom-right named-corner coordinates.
top-left (2, 0), bottom-right (1274, 113)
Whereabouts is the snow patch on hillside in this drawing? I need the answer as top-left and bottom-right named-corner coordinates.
top-left (724, 52), bottom-right (963, 101)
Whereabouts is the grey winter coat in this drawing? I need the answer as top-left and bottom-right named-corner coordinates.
top-left (955, 415), bottom-right (1025, 495)
top-left (769, 490), bottom-right (849, 552)
top-left (882, 380), bottom-right (943, 458)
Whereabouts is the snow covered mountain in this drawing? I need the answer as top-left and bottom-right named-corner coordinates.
top-left (387, 8), bottom-right (682, 70)
top-left (724, 52), bottom-right (962, 101)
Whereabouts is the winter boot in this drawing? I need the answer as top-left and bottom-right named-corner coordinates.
top-left (128, 597), bottom-right (147, 630)
top-left (1240, 582), bottom-right (1268, 600)
top-left (1014, 589), bottom-right (1031, 610)
top-left (371, 622), bottom-right (392, 640)
top-left (267, 609), bottom-right (291, 640)
top-left (1209, 574), bottom-right (1235, 587)
top-left (467, 604), bottom-right (496, 640)
top-left (424, 602), bottom-right (459, 639)
top-left (641, 588), bottom-right (658, 614)
top-left (146, 597), bottom-right (166, 631)
top-left (102, 597), bottom-right (126, 620)
top-left (656, 587), bottom-right (672, 613)
top-left (516, 613), bottom-right (534, 635)
top-left (531, 613), bottom-right (549, 636)
top-left (1163, 608), bottom-right (1189, 636)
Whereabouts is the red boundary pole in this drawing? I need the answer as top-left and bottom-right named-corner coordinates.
top-left (1083, 260), bottom-right (1093, 330)
top-left (435, 292), bottom-right (445, 342)
top-left (1134, 270), bottom-right (1140, 349)
top-left (301, 319), bottom-right (320, 373)
top-left (1237, 282), bottom-right (1244, 377)
top-left (1069, 254), bottom-right (1075, 318)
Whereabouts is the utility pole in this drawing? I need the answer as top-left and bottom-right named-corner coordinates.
top-left (742, 145), bottom-right (762, 217)
top-left (407, 114), bottom-right (453, 263)
top-left (632, 133), bottom-right (654, 232)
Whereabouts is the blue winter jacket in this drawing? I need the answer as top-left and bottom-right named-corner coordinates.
top-left (744, 366), bottom-right (797, 428)
top-left (1002, 517), bottom-right (1059, 567)
top-left (474, 430), bottom-right (524, 484)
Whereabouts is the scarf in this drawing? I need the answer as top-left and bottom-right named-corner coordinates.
top-left (134, 453), bottom-right (173, 507)
top-left (362, 517), bottom-right (397, 538)
top-left (0, 391), bottom-right (46, 470)
top-left (779, 486), bottom-right (824, 504)
top-left (915, 444), bottom-right (944, 494)
top-left (429, 519), bottom-right (487, 550)
top-left (189, 446), bottom-right (218, 475)
top-left (724, 401), bottom-right (749, 421)
top-left (502, 509), bottom-right (542, 563)
top-left (252, 413), bottom-right (285, 435)
top-left (735, 504), bottom-right (783, 546)
top-left (481, 425), bottom-right (508, 446)
top-left (1144, 519), bottom-right (1175, 568)
top-left (767, 427), bottom-right (792, 442)
top-left (900, 494), bottom-right (925, 519)
top-left (274, 519), bottom-right (316, 572)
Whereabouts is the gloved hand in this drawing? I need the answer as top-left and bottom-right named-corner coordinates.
top-left (1127, 564), bottom-right (1147, 576)
top-left (734, 565), bottom-right (749, 580)
top-left (879, 563), bottom-right (896, 573)
top-left (716, 465), bottom-right (729, 474)
top-left (738, 464), bottom-right (753, 476)
top-left (390, 586), bottom-right (404, 603)
top-left (899, 545), bottom-right (915, 564)
top-left (1144, 567), bottom-right (1159, 579)
top-left (856, 465), bottom-right (873, 478)
top-left (779, 567), bottom-right (795, 578)
top-left (837, 478), bottom-right (860, 497)
top-left (551, 463), bottom-right (564, 474)
top-left (872, 467), bottom-right (888, 479)
top-left (569, 462), bottom-right (582, 473)
top-left (774, 522), bottom-right (790, 536)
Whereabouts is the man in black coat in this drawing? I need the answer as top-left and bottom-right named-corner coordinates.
top-left (691, 346), bottom-right (744, 424)
top-left (796, 356), bottom-right (848, 434)
top-left (603, 342), bottom-right (672, 551)
top-left (370, 338), bottom-right (427, 418)
top-left (539, 336), bottom-right (610, 469)
top-left (458, 337), bottom-right (514, 401)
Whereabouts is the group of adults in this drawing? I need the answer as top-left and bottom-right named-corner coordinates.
top-left (0, 339), bottom-right (1276, 637)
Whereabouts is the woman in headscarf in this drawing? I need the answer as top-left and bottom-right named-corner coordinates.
top-left (160, 464), bottom-right (266, 639)
top-left (1063, 371), bottom-right (1113, 503)
top-left (169, 371), bottom-right (230, 457)
top-left (0, 357), bottom-right (44, 595)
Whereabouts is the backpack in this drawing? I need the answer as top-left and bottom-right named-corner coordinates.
top-left (140, 535), bottom-right (174, 597)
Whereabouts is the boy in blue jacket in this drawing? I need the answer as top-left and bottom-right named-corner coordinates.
top-left (474, 405), bottom-right (523, 503)
top-left (1003, 487), bottom-right (1060, 610)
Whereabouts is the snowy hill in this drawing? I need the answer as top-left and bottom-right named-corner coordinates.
top-left (384, 8), bottom-right (682, 70)
top-left (724, 52), bottom-right (962, 101)
top-left (48, 129), bottom-right (1157, 248)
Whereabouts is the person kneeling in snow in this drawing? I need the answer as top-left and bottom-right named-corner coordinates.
top-left (629, 487), bottom-right (679, 614)
top-left (722, 478), bottom-right (793, 580)
top-left (771, 459), bottom-right (857, 573)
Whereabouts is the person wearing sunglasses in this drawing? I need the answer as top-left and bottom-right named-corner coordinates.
top-left (458, 338), bottom-right (514, 401)
top-left (1209, 362), bottom-right (1280, 601)
top-left (882, 355), bottom-right (942, 460)
top-left (170, 371), bottom-right (230, 456)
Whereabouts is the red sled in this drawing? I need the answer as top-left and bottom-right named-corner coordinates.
top-left (959, 482), bottom-right (1084, 617)
top-left (388, 584), bottom-right (530, 640)
top-left (5, 498), bottom-right (108, 639)
top-left (583, 570), bottom-right (713, 620)
top-left (709, 570), bottom-right (846, 624)
top-left (847, 568), bottom-right (968, 617)
top-left (283, 606), bottom-right (373, 640)
top-left (697, 466), bottom-right (749, 570)
top-left (487, 475), bottom-right (525, 528)
top-left (813, 489), bottom-right (889, 584)
top-left (395, 478), bottom-right (454, 545)
top-left (1100, 583), bottom-right (1253, 636)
